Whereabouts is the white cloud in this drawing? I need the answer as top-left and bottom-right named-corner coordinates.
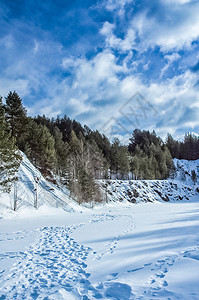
top-left (101, 1), bottom-right (199, 53)
top-left (100, 22), bottom-right (136, 51)
top-left (160, 53), bottom-right (181, 77)
top-left (0, 35), bottom-right (14, 49)
top-left (2, 0), bottom-right (198, 141)
top-left (33, 40), bottom-right (40, 55)
top-left (105, 0), bottom-right (134, 17)
top-left (0, 78), bottom-right (29, 99)
top-left (25, 43), bottom-right (199, 141)
top-left (136, 2), bottom-right (199, 51)
top-left (164, 53), bottom-right (181, 63)
top-left (61, 48), bottom-right (199, 140)
top-left (63, 50), bottom-right (124, 88)
top-left (163, 0), bottom-right (192, 4)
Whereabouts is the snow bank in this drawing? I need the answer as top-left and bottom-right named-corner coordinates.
top-left (100, 179), bottom-right (198, 203)
top-left (0, 153), bottom-right (84, 217)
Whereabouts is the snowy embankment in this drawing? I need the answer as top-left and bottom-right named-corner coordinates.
top-left (100, 179), bottom-right (198, 203)
top-left (0, 155), bottom-right (199, 299)
top-left (99, 159), bottom-right (199, 203)
top-left (0, 153), bottom-right (82, 218)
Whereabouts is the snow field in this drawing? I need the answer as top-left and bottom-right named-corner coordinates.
top-left (0, 201), bottom-right (199, 299)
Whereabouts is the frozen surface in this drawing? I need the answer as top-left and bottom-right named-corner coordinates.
top-left (0, 200), bottom-right (199, 299)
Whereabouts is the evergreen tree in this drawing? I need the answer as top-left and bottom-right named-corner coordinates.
top-left (67, 130), bottom-right (82, 196)
top-left (129, 130), bottom-right (173, 179)
top-left (166, 132), bottom-right (199, 160)
top-left (0, 97), bottom-right (21, 192)
top-left (4, 91), bottom-right (27, 148)
top-left (23, 120), bottom-right (56, 170)
top-left (53, 126), bottom-right (69, 178)
top-left (111, 138), bottom-right (130, 179)
top-left (166, 134), bottom-right (180, 158)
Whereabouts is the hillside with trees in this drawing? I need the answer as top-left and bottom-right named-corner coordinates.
top-left (0, 91), bottom-right (198, 204)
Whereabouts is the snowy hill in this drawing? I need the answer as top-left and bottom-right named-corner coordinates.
top-left (1, 155), bottom-right (199, 218)
top-left (0, 153), bottom-right (82, 218)
top-left (99, 159), bottom-right (199, 204)
top-left (100, 179), bottom-right (198, 203)
top-left (173, 158), bottom-right (199, 184)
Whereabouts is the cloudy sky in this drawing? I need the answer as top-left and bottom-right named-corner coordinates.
top-left (0, 0), bottom-right (199, 142)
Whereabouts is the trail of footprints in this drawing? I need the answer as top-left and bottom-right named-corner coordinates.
top-left (3, 213), bottom-right (197, 299)
top-left (94, 214), bottom-right (136, 261)
top-left (0, 213), bottom-right (137, 299)
top-left (0, 225), bottom-right (103, 299)
top-left (0, 230), bottom-right (33, 242)
top-left (2, 213), bottom-right (198, 299)
top-left (132, 246), bottom-right (199, 299)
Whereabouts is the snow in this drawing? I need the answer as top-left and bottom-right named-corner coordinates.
top-left (0, 153), bottom-right (84, 218)
top-left (0, 200), bottom-right (199, 299)
top-left (0, 154), bottom-right (199, 299)
top-left (99, 179), bottom-right (198, 203)
top-left (173, 158), bottom-right (199, 185)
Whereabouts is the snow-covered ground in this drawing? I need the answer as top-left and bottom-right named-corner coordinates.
top-left (173, 158), bottom-right (199, 185)
top-left (0, 200), bottom-right (199, 299)
top-left (0, 155), bottom-right (199, 299)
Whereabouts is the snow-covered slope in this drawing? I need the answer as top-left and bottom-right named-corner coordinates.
top-left (1, 155), bottom-right (199, 218)
top-left (0, 153), bottom-right (82, 217)
top-left (173, 158), bottom-right (199, 184)
top-left (100, 179), bottom-right (198, 203)
top-left (99, 159), bottom-right (199, 203)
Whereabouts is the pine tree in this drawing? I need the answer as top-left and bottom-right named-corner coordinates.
top-left (0, 97), bottom-right (21, 192)
top-left (4, 91), bottom-right (27, 148)
top-left (67, 131), bottom-right (82, 196)
top-left (166, 134), bottom-right (179, 158)
top-left (53, 126), bottom-right (69, 179)
top-left (129, 130), bottom-right (173, 180)
top-left (23, 120), bottom-right (56, 170)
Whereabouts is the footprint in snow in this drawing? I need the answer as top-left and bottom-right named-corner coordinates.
top-left (0, 225), bottom-right (103, 300)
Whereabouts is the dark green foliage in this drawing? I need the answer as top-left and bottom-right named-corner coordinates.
top-left (76, 163), bottom-right (102, 205)
top-left (166, 133), bottom-right (199, 160)
top-left (129, 130), bottom-right (174, 179)
top-left (166, 134), bottom-right (180, 158)
top-left (53, 127), bottom-right (69, 176)
top-left (0, 97), bottom-right (21, 192)
top-left (110, 138), bottom-right (130, 179)
top-left (23, 120), bottom-right (57, 170)
top-left (128, 129), bottom-right (162, 153)
top-left (4, 91), bottom-right (27, 148)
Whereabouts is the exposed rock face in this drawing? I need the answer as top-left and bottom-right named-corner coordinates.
top-left (100, 179), bottom-right (198, 203)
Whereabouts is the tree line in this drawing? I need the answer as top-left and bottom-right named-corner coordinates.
top-left (0, 91), bottom-right (198, 204)
top-left (166, 133), bottom-right (199, 160)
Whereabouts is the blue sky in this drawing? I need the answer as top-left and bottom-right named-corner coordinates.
top-left (0, 0), bottom-right (199, 142)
